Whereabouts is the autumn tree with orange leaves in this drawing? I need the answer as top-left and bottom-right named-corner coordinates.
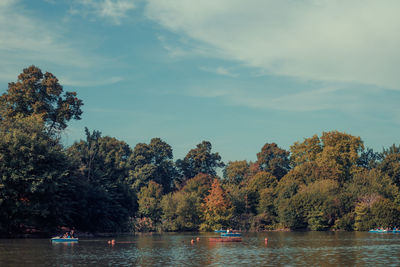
top-left (200, 179), bottom-right (233, 231)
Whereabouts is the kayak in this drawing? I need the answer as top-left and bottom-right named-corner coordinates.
top-left (51, 237), bottom-right (79, 242)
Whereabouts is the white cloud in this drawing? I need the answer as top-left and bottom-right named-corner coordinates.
top-left (0, 1), bottom-right (92, 66)
top-left (199, 66), bottom-right (238, 77)
top-left (0, 1), bottom-right (124, 87)
top-left (182, 84), bottom-right (384, 113)
top-left (146, 0), bottom-right (400, 89)
top-left (70, 0), bottom-right (136, 25)
top-left (58, 75), bottom-right (124, 87)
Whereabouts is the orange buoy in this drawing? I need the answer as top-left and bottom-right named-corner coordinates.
top-left (191, 239), bottom-right (195, 244)
top-left (265, 237), bottom-right (268, 245)
top-left (196, 237), bottom-right (200, 242)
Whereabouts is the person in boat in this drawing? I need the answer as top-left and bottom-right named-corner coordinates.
top-left (70, 230), bottom-right (75, 238)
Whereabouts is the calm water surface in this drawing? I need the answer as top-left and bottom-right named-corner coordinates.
top-left (1, 232), bottom-right (400, 266)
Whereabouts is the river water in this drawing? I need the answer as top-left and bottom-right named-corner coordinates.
top-left (1, 232), bottom-right (400, 266)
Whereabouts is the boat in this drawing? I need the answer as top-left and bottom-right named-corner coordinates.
top-left (51, 237), bottom-right (79, 242)
top-left (368, 229), bottom-right (389, 233)
top-left (209, 237), bottom-right (242, 242)
top-left (221, 232), bottom-right (241, 237)
top-left (214, 229), bottom-right (228, 233)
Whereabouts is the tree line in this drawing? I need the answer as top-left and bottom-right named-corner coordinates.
top-left (1, 66), bottom-right (399, 236)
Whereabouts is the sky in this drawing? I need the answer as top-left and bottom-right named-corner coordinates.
top-left (0, 0), bottom-right (399, 163)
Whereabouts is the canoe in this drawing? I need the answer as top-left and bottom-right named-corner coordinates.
top-left (51, 237), bottom-right (79, 242)
top-left (209, 237), bottom-right (242, 242)
top-left (221, 233), bottom-right (241, 237)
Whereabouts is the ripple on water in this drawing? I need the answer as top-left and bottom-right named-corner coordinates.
top-left (1, 232), bottom-right (400, 266)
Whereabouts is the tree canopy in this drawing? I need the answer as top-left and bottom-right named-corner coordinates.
top-left (176, 141), bottom-right (224, 180)
top-left (0, 65), bottom-right (83, 134)
top-left (1, 67), bottom-right (400, 235)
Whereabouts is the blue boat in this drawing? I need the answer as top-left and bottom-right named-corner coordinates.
top-left (221, 232), bottom-right (241, 237)
top-left (214, 229), bottom-right (227, 233)
top-left (368, 229), bottom-right (389, 233)
top-left (51, 237), bottom-right (79, 242)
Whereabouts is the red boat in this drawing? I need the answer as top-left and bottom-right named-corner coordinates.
top-left (208, 237), bottom-right (242, 242)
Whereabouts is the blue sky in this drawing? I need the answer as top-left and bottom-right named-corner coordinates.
top-left (0, 0), bottom-right (399, 163)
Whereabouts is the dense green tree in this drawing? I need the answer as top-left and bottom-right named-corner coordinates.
top-left (290, 131), bottom-right (363, 184)
top-left (256, 143), bottom-right (290, 180)
top-left (67, 129), bottom-right (136, 232)
top-left (137, 181), bottom-right (163, 224)
top-left (0, 66), bottom-right (83, 134)
top-left (290, 135), bottom-right (322, 167)
top-left (223, 182), bottom-right (251, 230)
top-left (357, 147), bottom-right (383, 170)
top-left (255, 187), bottom-right (277, 230)
top-left (245, 171), bottom-right (277, 214)
top-left (128, 138), bottom-right (177, 193)
top-left (278, 198), bottom-right (306, 230)
top-left (161, 190), bottom-right (202, 231)
top-left (371, 198), bottom-right (400, 228)
top-left (161, 173), bottom-right (212, 231)
top-left (317, 131), bottom-right (364, 183)
top-left (176, 141), bottom-right (224, 180)
top-left (0, 116), bottom-right (80, 234)
top-left (379, 144), bottom-right (400, 187)
top-left (345, 169), bottom-right (398, 201)
top-left (354, 201), bottom-right (375, 231)
top-left (223, 160), bottom-right (249, 184)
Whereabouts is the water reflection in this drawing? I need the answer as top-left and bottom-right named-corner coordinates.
top-left (1, 232), bottom-right (400, 266)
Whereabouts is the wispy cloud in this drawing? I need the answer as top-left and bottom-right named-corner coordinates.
top-left (69, 0), bottom-right (136, 25)
top-left (200, 66), bottom-right (238, 77)
top-left (0, 1), bottom-right (95, 66)
top-left (156, 34), bottom-right (188, 58)
top-left (182, 83), bottom-right (392, 114)
top-left (0, 0), bottom-right (127, 87)
top-left (58, 75), bottom-right (124, 87)
top-left (146, 0), bottom-right (400, 90)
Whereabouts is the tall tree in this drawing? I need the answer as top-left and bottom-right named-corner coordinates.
top-left (67, 129), bottom-right (136, 232)
top-left (128, 138), bottom-right (177, 193)
top-left (0, 115), bottom-right (80, 234)
top-left (317, 131), bottom-right (363, 183)
top-left (379, 144), bottom-right (400, 187)
top-left (176, 141), bottom-right (224, 180)
top-left (161, 173), bottom-right (212, 231)
top-left (200, 179), bottom-right (233, 231)
top-left (223, 160), bottom-right (249, 184)
top-left (0, 65), bottom-right (83, 134)
top-left (137, 181), bottom-right (163, 224)
top-left (290, 135), bottom-right (322, 166)
top-left (256, 143), bottom-right (290, 180)
top-left (290, 131), bottom-right (363, 184)
top-left (357, 147), bottom-right (383, 170)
